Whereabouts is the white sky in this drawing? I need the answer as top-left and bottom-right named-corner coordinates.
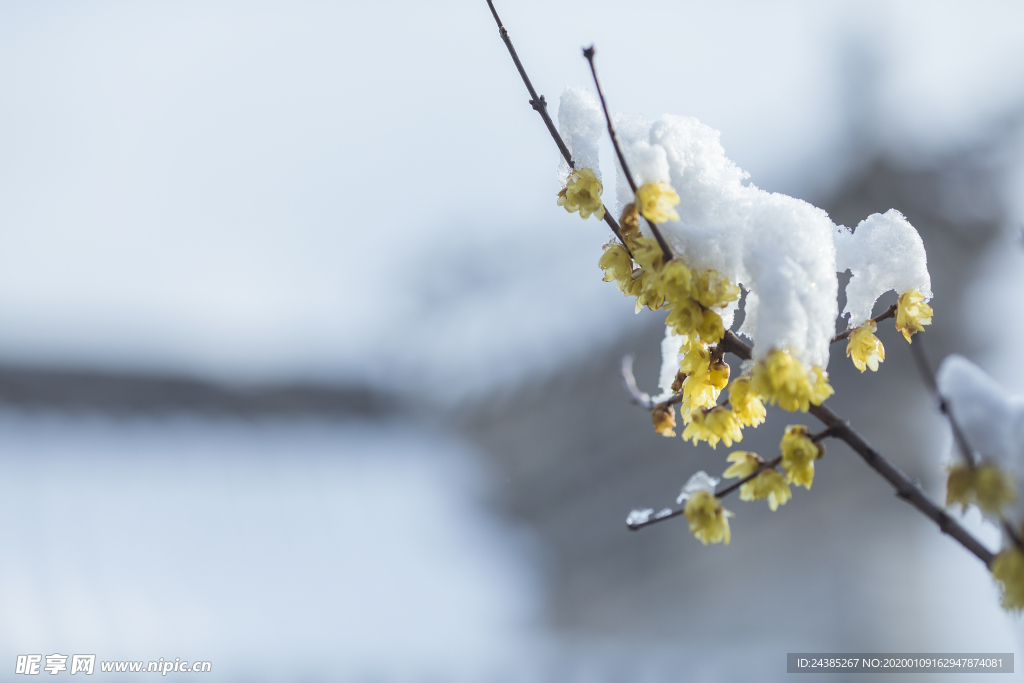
top-left (0, 0), bottom-right (1022, 396)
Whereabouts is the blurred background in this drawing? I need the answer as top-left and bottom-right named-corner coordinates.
top-left (1, 0), bottom-right (1023, 680)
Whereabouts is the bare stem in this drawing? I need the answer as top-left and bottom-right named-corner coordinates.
top-left (582, 45), bottom-right (674, 261)
top-left (831, 303), bottom-right (898, 344)
top-left (485, 1), bottom-right (627, 246)
top-left (908, 338), bottom-right (978, 466)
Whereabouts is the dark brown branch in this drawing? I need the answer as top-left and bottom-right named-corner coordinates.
top-left (582, 45), bottom-right (674, 261)
top-left (830, 303), bottom-right (897, 344)
top-left (908, 338), bottom-right (978, 467)
top-left (485, 1), bottom-right (627, 246)
top-left (659, 330), bottom-right (996, 566)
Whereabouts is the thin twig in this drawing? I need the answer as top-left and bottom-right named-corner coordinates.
top-left (831, 303), bottom-right (898, 344)
top-left (582, 45), bottom-right (674, 261)
top-left (621, 355), bottom-right (684, 411)
top-left (621, 355), bottom-right (654, 409)
top-left (702, 331), bottom-right (994, 566)
top-left (908, 338), bottom-right (978, 466)
top-left (627, 455), bottom-right (783, 531)
top-left (715, 456), bottom-right (783, 499)
top-left (485, 1), bottom-right (627, 246)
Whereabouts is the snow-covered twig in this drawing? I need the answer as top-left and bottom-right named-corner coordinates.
top-left (628, 428), bottom-right (835, 531)
top-left (621, 355), bottom-right (653, 409)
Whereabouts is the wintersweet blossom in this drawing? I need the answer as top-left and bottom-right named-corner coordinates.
top-left (692, 270), bottom-right (741, 309)
top-left (665, 298), bottom-right (703, 336)
top-left (846, 321), bottom-right (885, 372)
top-left (681, 409), bottom-right (716, 446)
top-left (598, 242), bottom-right (633, 292)
top-left (895, 290), bottom-right (933, 343)
top-left (750, 349), bottom-right (833, 413)
top-left (723, 451), bottom-right (761, 479)
top-left (705, 406), bottom-right (743, 448)
top-left (635, 181), bottom-right (680, 223)
top-left (727, 378), bottom-right (766, 427)
top-left (557, 167), bottom-right (605, 220)
top-left (724, 453), bottom-right (793, 511)
top-left (708, 358), bottom-right (730, 391)
top-left (697, 309), bottom-right (725, 344)
top-left (683, 490), bottom-right (732, 545)
top-left (946, 462), bottom-right (1015, 516)
top-left (992, 547), bottom-right (1024, 611)
top-left (651, 404), bottom-right (676, 437)
top-left (780, 425), bottom-right (823, 489)
top-left (749, 469), bottom-right (792, 511)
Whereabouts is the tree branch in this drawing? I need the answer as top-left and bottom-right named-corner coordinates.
top-left (582, 45), bottom-right (674, 262)
top-left (715, 330), bottom-right (995, 566)
top-left (485, 1), bottom-right (627, 246)
top-left (627, 455), bottom-right (784, 531)
top-left (908, 338), bottom-right (978, 466)
top-left (830, 303), bottom-right (897, 344)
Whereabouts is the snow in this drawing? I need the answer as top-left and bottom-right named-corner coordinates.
top-left (676, 471), bottom-right (719, 504)
top-left (563, 111), bottom-right (933, 372)
top-left (937, 354), bottom-right (1024, 522)
top-left (835, 209), bottom-right (932, 324)
top-left (557, 87), bottom-right (604, 180)
top-left (654, 327), bottom-right (684, 401)
top-left (626, 508), bottom-right (654, 525)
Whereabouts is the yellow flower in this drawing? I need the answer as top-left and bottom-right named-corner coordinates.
top-left (846, 320), bottom-right (885, 372)
top-left (723, 452), bottom-right (793, 510)
top-left (693, 270), bottom-right (741, 309)
top-left (636, 270), bottom-right (665, 312)
top-left (618, 203), bottom-right (642, 245)
top-left (810, 366), bottom-right (835, 405)
top-left (636, 181), bottom-right (681, 223)
top-left (665, 297), bottom-right (703, 336)
top-left (557, 167), bottom-right (605, 220)
top-left (976, 464), bottom-right (1016, 515)
top-left (651, 404), bottom-right (676, 437)
top-left (681, 408), bottom-right (716, 446)
top-left (992, 547), bottom-right (1024, 611)
top-left (750, 349), bottom-right (831, 413)
top-left (705, 406), bottom-right (743, 448)
top-left (946, 462), bottom-right (1016, 515)
top-left (895, 289), bottom-right (933, 343)
top-left (684, 490), bottom-right (732, 545)
top-left (680, 369), bottom-right (720, 414)
top-left (698, 309), bottom-right (724, 344)
top-left (780, 425), bottom-right (823, 489)
top-left (598, 242), bottom-right (633, 292)
top-left (750, 469), bottom-right (792, 511)
top-left (678, 337), bottom-right (710, 375)
top-left (946, 463), bottom-right (974, 511)
top-left (628, 234), bottom-right (664, 273)
top-left (724, 450), bottom-right (761, 479)
top-left (727, 377), bottom-right (766, 427)
top-left (709, 358), bottom-right (730, 391)
top-left (657, 259), bottom-right (693, 307)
